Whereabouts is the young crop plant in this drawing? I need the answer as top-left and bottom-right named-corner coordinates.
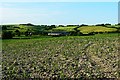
top-left (2, 33), bottom-right (119, 79)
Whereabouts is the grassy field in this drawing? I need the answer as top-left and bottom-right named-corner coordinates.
top-left (49, 26), bottom-right (77, 32)
top-left (78, 26), bottom-right (117, 34)
top-left (48, 26), bottom-right (118, 34)
top-left (2, 33), bottom-right (119, 79)
top-left (2, 24), bottom-right (119, 36)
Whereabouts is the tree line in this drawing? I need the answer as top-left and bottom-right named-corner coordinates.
top-left (1, 23), bottom-right (120, 39)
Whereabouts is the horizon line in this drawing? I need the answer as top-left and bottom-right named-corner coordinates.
top-left (1, 23), bottom-right (118, 25)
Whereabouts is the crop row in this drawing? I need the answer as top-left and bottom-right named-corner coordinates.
top-left (2, 35), bottom-right (119, 79)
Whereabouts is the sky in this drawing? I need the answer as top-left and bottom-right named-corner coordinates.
top-left (0, 0), bottom-right (119, 2)
top-left (0, 2), bottom-right (118, 25)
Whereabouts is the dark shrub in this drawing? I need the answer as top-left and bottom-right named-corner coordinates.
top-left (88, 32), bottom-right (95, 35)
top-left (15, 29), bottom-right (21, 36)
top-left (96, 24), bottom-right (106, 27)
top-left (105, 23), bottom-right (111, 26)
top-left (80, 24), bottom-right (88, 27)
top-left (25, 29), bottom-right (33, 36)
top-left (2, 31), bottom-right (14, 39)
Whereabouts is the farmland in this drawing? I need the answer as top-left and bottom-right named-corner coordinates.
top-left (2, 33), bottom-right (119, 79)
top-left (78, 26), bottom-right (117, 34)
top-left (1, 23), bottom-right (119, 37)
top-left (49, 26), bottom-right (77, 32)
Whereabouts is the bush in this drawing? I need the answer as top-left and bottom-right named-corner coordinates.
top-left (80, 24), bottom-right (88, 27)
top-left (96, 24), bottom-right (106, 27)
top-left (25, 30), bottom-right (32, 36)
top-left (2, 31), bottom-right (14, 39)
top-left (69, 31), bottom-right (83, 36)
top-left (15, 30), bottom-right (21, 36)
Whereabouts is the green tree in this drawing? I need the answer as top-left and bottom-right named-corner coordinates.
top-left (25, 29), bottom-right (32, 36)
top-left (15, 29), bottom-right (20, 36)
top-left (2, 31), bottom-right (14, 39)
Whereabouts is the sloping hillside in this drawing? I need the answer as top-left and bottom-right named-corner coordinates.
top-left (48, 26), bottom-right (77, 32)
top-left (78, 26), bottom-right (117, 34)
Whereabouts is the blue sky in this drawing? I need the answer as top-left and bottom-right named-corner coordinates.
top-left (0, 0), bottom-right (119, 2)
top-left (0, 2), bottom-right (118, 25)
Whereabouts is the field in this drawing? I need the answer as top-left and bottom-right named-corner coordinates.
top-left (78, 26), bottom-right (117, 34)
top-left (2, 33), bottom-right (119, 79)
top-left (49, 26), bottom-right (77, 32)
top-left (1, 24), bottom-right (118, 37)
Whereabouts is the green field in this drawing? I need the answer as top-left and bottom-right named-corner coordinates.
top-left (2, 33), bottom-right (119, 79)
top-left (1, 24), bottom-right (119, 37)
top-left (50, 26), bottom-right (77, 32)
top-left (78, 26), bottom-right (117, 34)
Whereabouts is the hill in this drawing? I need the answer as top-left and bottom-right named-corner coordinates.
top-left (78, 26), bottom-right (118, 34)
top-left (1, 23), bottom-right (120, 39)
top-left (48, 26), bottom-right (77, 32)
